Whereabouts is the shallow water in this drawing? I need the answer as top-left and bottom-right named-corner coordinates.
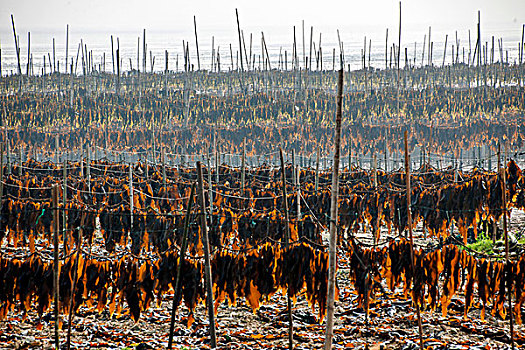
top-left (0, 23), bottom-right (523, 76)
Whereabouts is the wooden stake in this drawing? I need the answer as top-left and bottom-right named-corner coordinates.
top-left (279, 148), bottom-right (294, 350)
top-left (323, 68), bottom-right (343, 350)
top-left (167, 183), bottom-right (196, 350)
top-left (196, 162), bottom-right (217, 348)
top-left (404, 130), bottom-right (424, 350)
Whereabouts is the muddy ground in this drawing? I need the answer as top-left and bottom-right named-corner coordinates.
top-left (1, 211), bottom-right (525, 349)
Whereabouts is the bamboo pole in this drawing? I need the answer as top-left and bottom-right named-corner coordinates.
top-left (240, 32), bottom-right (250, 71)
top-left (69, 59), bottom-right (73, 106)
top-left (18, 147), bottom-right (22, 177)
top-left (215, 136), bottom-right (219, 184)
top-left (143, 29), bottom-right (146, 74)
top-left (165, 50), bottom-right (168, 94)
top-left (129, 165), bottom-right (133, 228)
top-left (386, 29), bottom-right (389, 70)
top-left (241, 138), bottom-right (246, 193)
top-left (66, 213), bottom-right (85, 350)
top-left (79, 144), bottom-right (84, 179)
top-left (53, 38), bottom-right (56, 73)
top-left (323, 68), bottom-right (343, 350)
top-left (116, 48), bottom-right (120, 93)
top-left (501, 143), bottom-right (515, 350)
top-left (86, 146), bottom-right (91, 184)
top-left (428, 27), bottom-right (432, 66)
top-left (396, 1), bottom-right (402, 121)
top-left (296, 163), bottom-right (301, 221)
top-left (167, 183), bottom-right (196, 350)
top-left (162, 147), bottom-right (167, 190)
top-left (477, 11), bottom-right (481, 87)
top-left (249, 33), bottom-right (253, 71)
top-left (26, 32), bottom-right (30, 76)
top-left (315, 147), bottom-right (320, 192)
top-left (520, 24), bottom-right (524, 86)
top-left (6, 141), bottom-right (10, 175)
top-left (196, 162), bottom-right (217, 348)
top-left (111, 36), bottom-right (115, 74)
top-left (10, 15), bottom-right (22, 92)
top-left (372, 154), bottom-right (377, 188)
top-left (422, 34), bottom-right (426, 67)
top-left (404, 130), bottom-right (424, 350)
top-left (349, 140), bottom-right (352, 170)
top-left (279, 148), bottom-right (294, 350)
top-left (10, 15), bottom-right (21, 76)
top-left (0, 143), bottom-right (3, 202)
top-left (65, 25), bottom-right (69, 74)
top-left (235, 9), bottom-right (244, 72)
top-left (207, 154), bottom-right (214, 227)
top-left (319, 33), bottom-right (323, 71)
top-left (384, 135), bottom-right (388, 172)
top-left (52, 185), bottom-right (60, 350)
top-left (309, 26), bottom-right (313, 71)
top-left (55, 134), bottom-right (59, 164)
top-left (443, 34), bottom-right (448, 67)
top-left (63, 158), bottom-right (68, 254)
top-left (302, 20), bottom-right (306, 68)
top-left (261, 32), bottom-right (272, 70)
top-left (194, 16), bottom-right (201, 71)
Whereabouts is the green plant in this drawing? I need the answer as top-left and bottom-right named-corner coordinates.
top-left (467, 237), bottom-right (495, 255)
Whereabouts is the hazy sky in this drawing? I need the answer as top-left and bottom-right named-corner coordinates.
top-left (1, 0), bottom-right (524, 35)
top-left (1, 0), bottom-right (524, 73)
